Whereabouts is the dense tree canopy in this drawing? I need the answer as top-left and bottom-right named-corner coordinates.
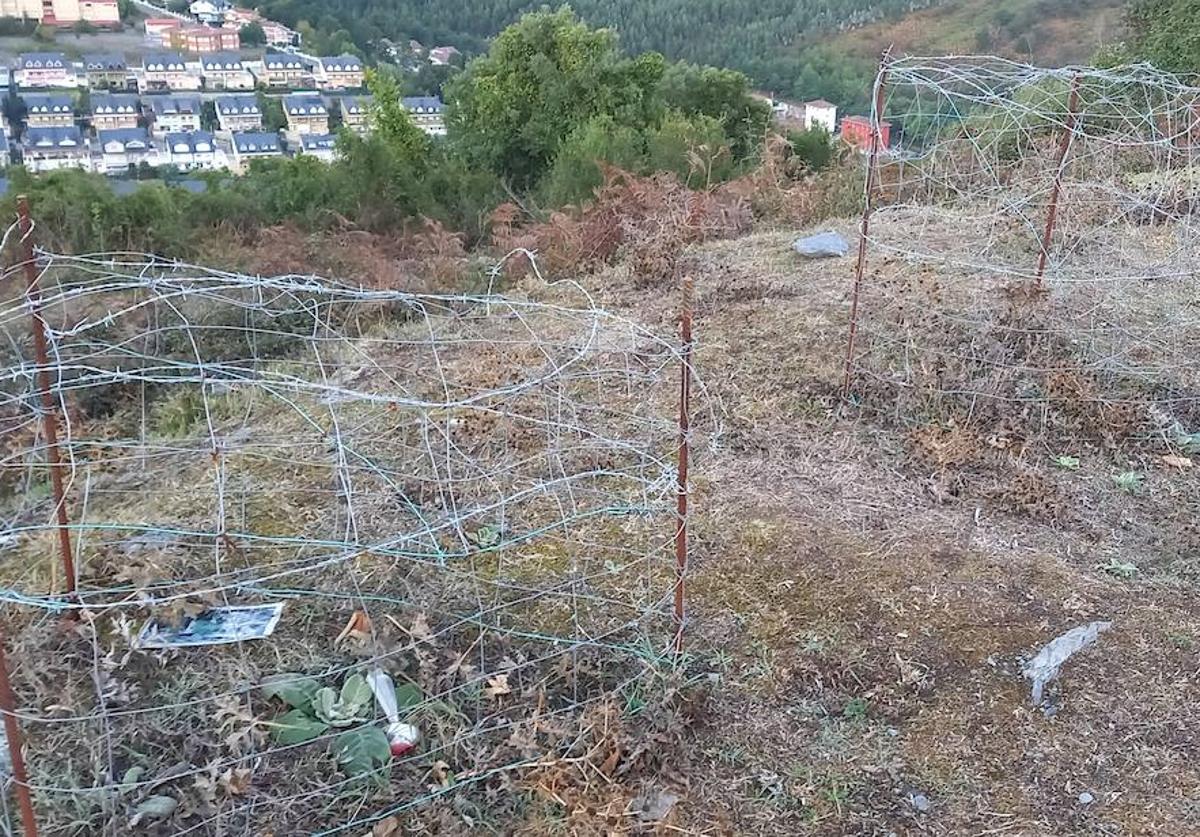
top-left (445, 9), bottom-right (769, 200)
top-left (446, 9), bottom-right (666, 188)
top-left (1122, 0), bottom-right (1200, 73)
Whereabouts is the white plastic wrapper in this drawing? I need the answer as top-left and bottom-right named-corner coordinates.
top-left (366, 668), bottom-right (421, 756)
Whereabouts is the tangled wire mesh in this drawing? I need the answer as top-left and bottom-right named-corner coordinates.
top-left (0, 244), bottom-right (711, 834)
top-left (846, 56), bottom-right (1200, 453)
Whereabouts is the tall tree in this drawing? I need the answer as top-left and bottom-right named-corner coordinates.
top-left (445, 7), bottom-right (664, 188)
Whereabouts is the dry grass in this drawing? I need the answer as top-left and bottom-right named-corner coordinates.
top-left (550, 212), bottom-right (1200, 834)
top-left (3, 196), bottom-right (1200, 834)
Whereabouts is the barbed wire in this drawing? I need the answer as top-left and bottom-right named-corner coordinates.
top-left (843, 56), bottom-right (1200, 440)
top-left (0, 245), bottom-right (711, 834)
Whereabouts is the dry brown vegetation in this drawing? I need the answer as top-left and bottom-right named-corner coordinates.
top-left (2, 152), bottom-right (1200, 835)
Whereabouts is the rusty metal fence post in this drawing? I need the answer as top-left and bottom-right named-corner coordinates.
top-left (0, 621), bottom-right (39, 837)
top-left (672, 276), bottom-right (694, 656)
top-left (16, 196), bottom-right (76, 598)
top-left (841, 49), bottom-right (892, 404)
top-left (1034, 73), bottom-right (1082, 290)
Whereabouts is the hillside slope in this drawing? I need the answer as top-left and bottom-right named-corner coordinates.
top-left (259, 0), bottom-right (1128, 109)
top-left (828, 0), bottom-right (1127, 68)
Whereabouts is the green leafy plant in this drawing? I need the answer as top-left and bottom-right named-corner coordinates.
top-left (1113, 471), bottom-right (1144, 494)
top-left (272, 708), bottom-right (329, 745)
top-left (1097, 558), bottom-right (1139, 579)
top-left (1178, 432), bottom-right (1200, 454)
top-left (259, 673), bottom-right (321, 707)
top-left (842, 697), bottom-right (869, 721)
top-left (1053, 455), bottom-right (1081, 470)
top-left (334, 725), bottom-right (392, 784)
top-left (467, 524), bottom-right (502, 549)
top-left (312, 674), bottom-right (373, 727)
top-left (260, 672), bottom-right (424, 780)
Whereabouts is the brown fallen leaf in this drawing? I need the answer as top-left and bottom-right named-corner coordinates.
top-left (483, 673), bottom-right (511, 699)
top-left (1161, 454), bottom-right (1194, 470)
top-left (370, 815), bottom-right (402, 837)
top-left (336, 610), bottom-right (372, 645)
top-left (427, 759), bottom-right (453, 788)
top-left (218, 767), bottom-right (252, 797)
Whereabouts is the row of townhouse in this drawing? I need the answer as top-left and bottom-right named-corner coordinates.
top-left (0, 0), bottom-right (118, 29)
top-left (15, 50), bottom-right (365, 93)
top-left (256, 54), bottom-right (365, 91)
top-left (19, 125), bottom-right (199, 173)
top-left (19, 89), bottom-right (445, 140)
top-left (337, 94), bottom-right (445, 136)
top-left (18, 126), bottom-right (332, 174)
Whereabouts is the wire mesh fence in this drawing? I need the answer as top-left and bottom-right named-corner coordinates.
top-left (845, 56), bottom-right (1200, 452)
top-left (0, 234), bottom-right (709, 834)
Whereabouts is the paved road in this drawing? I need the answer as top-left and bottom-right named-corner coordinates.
top-left (130, 0), bottom-right (190, 21)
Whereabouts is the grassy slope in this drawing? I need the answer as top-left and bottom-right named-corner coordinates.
top-left (827, 0), bottom-right (1128, 66)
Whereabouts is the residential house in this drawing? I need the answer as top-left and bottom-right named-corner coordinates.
top-left (22, 127), bottom-right (89, 172)
top-left (171, 26), bottom-right (240, 53)
top-left (229, 130), bottom-right (280, 173)
top-left (165, 130), bottom-right (218, 170)
top-left (316, 54), bottom-right (363, 90)
top-left (260, 20), bottom-right (297, 47)
top-left (221, 6), bottom-right (256, 29)
top-left (0, 132), bottom-right (9, 166)
top-left (83, 54), bottom-right (129, 89)
top-left (142, 53), bottom-right (200, 92)
top-left (146, 94), bottom-right (202, 135)
top-left (840, 115), bottom-right (890, 151)
top-left (0, 0), bottom-right (40, 20)
top-left (97, 127), bottom-right (156, 173)
top-left (283, 93), bottom-right (327, 135)
top-left (41, 0), bottom-right (120, 27)
top-left (402, 96), bottom-right (445, 136)
top-left (16, 53), bottom-right (74, 88)
top-left (144, 18), bottom-right (180, 46)
top-left (259, 52), bottom-right (307, 87)
top-left (215, 94), bottom-right (261, 131)
top-left (90, 93), bottom-right (140, 130)
top-left (339, 95), bottom-right (370, 133)
top-left (428, 46), bottom-right (460, 66)
top-left (804, 99), bottom-right (837, 134)
top-left (22, 93), bottom-right (75, 128)
top-left (297, 132), bottom-right (336, 162)
top-left (188, 0), bottom-right (226, 25)
top-left (200, 52), bottom-right (253, 90)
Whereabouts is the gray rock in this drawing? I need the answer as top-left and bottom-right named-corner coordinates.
top-left (909, 792), bottom-right (932, 813)
top-left (120, 529), bottom-right (184, 556)
top-left (1079, 791), bottom-right (1095, 805)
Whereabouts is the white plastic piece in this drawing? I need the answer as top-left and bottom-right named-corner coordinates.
top-left (792, 230), bottom-right (850, 258)
top-left (1023, 621), bottom-right (1112, 706)
top-left (366, 668), bottom-right (421, 756)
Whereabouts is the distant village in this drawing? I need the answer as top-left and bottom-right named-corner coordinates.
top-left (0, 0), bottom-right (460, 176)
top-left (758, 95), bottom-right (890, 152)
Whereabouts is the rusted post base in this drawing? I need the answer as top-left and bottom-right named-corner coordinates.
top-left (0, 621), bottom-right (38, 837)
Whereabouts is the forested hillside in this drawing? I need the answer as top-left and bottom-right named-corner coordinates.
top-left (251, 0), bottom-right (939, 67)
top-left (254, 0), bottom-right (1130, 112)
